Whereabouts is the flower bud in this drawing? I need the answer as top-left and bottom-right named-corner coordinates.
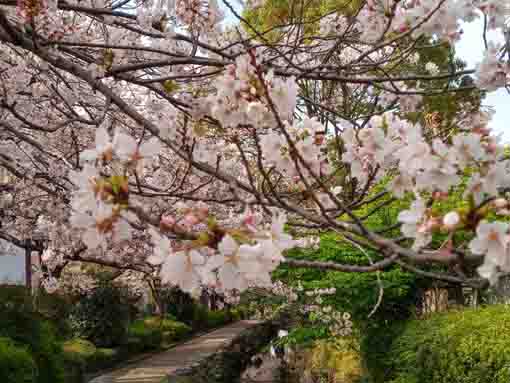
top-left (432, 191), bottom-right (448, 200)
top-left (160, 215), bottom-right (176, 231)
top-left (194, 202), bottom-right (209, 221)
top-left (182, 213), bottom-right (199, 227)
top-left (41, 248), bottom-right (55, 263)
top-left (174, 201), bottom-right (189, 212)
top-left (423, 217), bottom-right (442, 232)
top-left (443, 211), bottom-right (460, 230)
top-left (492, 198), bottom-right (508, 209)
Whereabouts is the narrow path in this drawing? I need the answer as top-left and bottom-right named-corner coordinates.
top-left (88, 320), bottom-right (261, 383)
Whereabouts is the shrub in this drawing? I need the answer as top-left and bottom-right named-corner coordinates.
top-left (128, 316), bottom-right (191, 351)
top-left (62, 338), bottom-right (120, 380)
top-left (0, 286), bottom-right (65, 383)
top-left (206, 310), bottom-right (231, 329)
top-left (188, 303), bottom-right (210, 330)
top-left (69, 281), bottom-right (131, 347)
top-left (62, 338), bottom-right (97, 369)
top-left (160, 286), bottom-right (237, 330)
top-left (144, 316), bottom-right (191, 342)
top-left (161, 286), bottom-right (197, 324)
top-left (35, 290), bottom-right (73, 339)
top-left (275, 231), bottom-right (422, 382)
top-left (230, 306), bottom-right (252, 320)
top-left (0, 337), bottom-right (36, 383)
top-left (94, 347), bottom-right (119, 369)
top-left (388, 305), bottom-right (510, 383)
top-left (128, 319), bottom-right (163, 350)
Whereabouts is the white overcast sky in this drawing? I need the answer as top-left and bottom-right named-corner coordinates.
top-left (456, 17), bottom-right (509, 141)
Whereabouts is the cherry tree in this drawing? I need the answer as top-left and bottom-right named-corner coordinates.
top-left (0, 0), bottom-right (509, 296)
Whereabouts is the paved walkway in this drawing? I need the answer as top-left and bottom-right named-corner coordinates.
top-left (88, 320), bottom-right (261, 383)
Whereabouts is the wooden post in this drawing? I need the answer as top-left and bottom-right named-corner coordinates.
top-left (24, 239), bottom-right (32, 291)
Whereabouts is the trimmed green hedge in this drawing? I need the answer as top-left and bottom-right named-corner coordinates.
top-left (128, 316), bottom-right (192, 352)
top-left (0, 337), bottom-right (36, 383)
top-left (388, 305), bottom-right (510, 383)
top-left (204, 310), bottom-right (231, 329)
top-left (62, 339), bottom-right (98, 369)
top-left (62, 338), bottom-right (121, 381)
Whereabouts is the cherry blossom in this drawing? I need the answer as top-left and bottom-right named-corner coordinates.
top-left (475, 43), bottom-right (508, 92)
top-left (206, 235), bottom-right (262, 291)
top-left (479, 1), bottom-right (510, 30)
top-left (69, 164), bottom-right (100, 213)
top-left (443, 211), bottom-right (461, 230)
top-left (425, 62), bottom-right (440, 75)
top-left (398, 198), bottom-right (433, 250)
top-left (70, 202), bottom-right (132, 250)
top-left (161, 249), bottom-right (206, 294)
top-left (469, 221), bottom-right (510, 284)
top-left (2, 0), bottom-right (510, 296)
top-left (114, 133), bottom-right (162, 173)
top-left (80, 127), bottom-right (115, 163)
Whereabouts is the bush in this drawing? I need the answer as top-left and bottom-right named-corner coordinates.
top-left (191, 304), bottom-right (211, 330)
top-left (36, 290), bottom-right (73, 339)
top-left (230, 306), bottom-right (251, 320)
top-left (69, 282), bottom-right (131, 347)
top-left (161, 286), bottom-right (197, 324)
top-left (160, 286), bottom-right (239, 330)
top-left (275, 231), bottom-right (422, 382)
top-left (128, 316), bottom-right (191, 351)
top-left (206, 310), bottom-right (231, 329)
top-left (62, 338), bottom-right (120, 380)
top-left (0, 337), bottom-right (36, 383)
top-left (0, 286), bottom-right (65, 383)
top-left (62, 338), bottom-right (97, 369)
top-left (94, 347), bottom-right (120, 369)
top-left (128, 319), bottom-right (163, 351)
top-left (387, 305), bottom-right (510, 383)
top-left (144, 316), bottom-right (191, 342)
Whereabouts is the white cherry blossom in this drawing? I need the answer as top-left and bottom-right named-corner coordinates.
top-left (80, 127), bottom-right (114, 163)
top-left (114, 133), bottom-right (162, 172)
top-left (160, 249), bottom-right (206, 293)
top-left (398, 198), bottom-right (432, 250)
top-left (470, 221), bottom-right (510, 284)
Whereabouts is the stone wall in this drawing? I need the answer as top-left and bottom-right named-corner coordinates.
top-left (168, 319), bottom-right (278, 383)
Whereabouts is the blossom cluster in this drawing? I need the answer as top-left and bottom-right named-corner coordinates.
top-left (341, 108), bottom-right (510, 280)
top-left (147, 209), bottom-right (296, 294)
top-left (4, 0), bottom-right (510, 297)
top-left (69, 126), bottom-right (161, 250)
top-left (70, 124), bottom-right (305, 294)
top-left (207, 51), bottom-right (298, 128)
top-left (357, 0), bottom-right (508, 43)
top-left (469, 221), bottom-right (510, 285)
top-left (299, 287), bottom-right (353, 336)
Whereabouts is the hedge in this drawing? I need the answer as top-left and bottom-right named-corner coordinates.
top-left (128, 316), bottom-right (192, 352)
top-left (0, 286), bottom-right (65, 383)
top-left (62, 338), bottom-right (121, 381)
top-left (388, 305), bottom-right (510, 383)
top-left (0, 337), bottom-right (36, 383)
top-left (204, 310), bottom-right (232, 329)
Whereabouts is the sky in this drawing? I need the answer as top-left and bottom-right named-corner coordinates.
top-left (0, 251), bottom-right (24, 284)
top-left (0, 240), bottom-right (24, 283)
top-left (456, 17), bottom-right (509, 141)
